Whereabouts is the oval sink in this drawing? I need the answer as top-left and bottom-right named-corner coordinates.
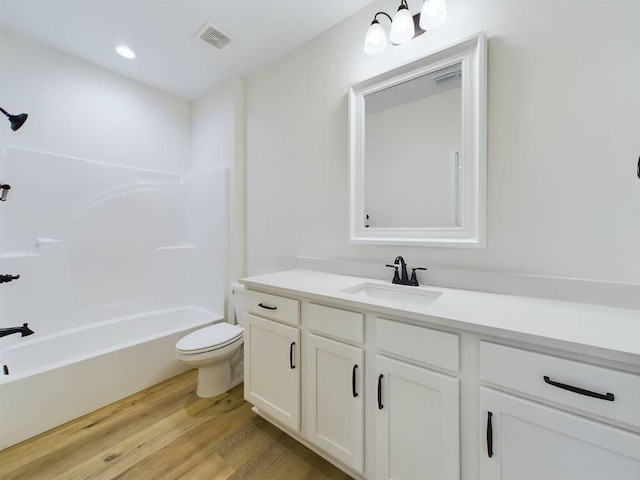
top-left (341, 282), bottom-right (442, 306)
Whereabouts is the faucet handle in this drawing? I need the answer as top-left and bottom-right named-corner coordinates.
top-left (0, 274), bottom-right (20, 284)
top-left (409, 267), bottom-right (427, 286)
top-left (0, 184), bottom-right (10, 202)
top-left (385, 264), bottom-right (401, 284)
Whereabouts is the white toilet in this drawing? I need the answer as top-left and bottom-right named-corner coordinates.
top-left (175, 283), bottom-right (246, 398)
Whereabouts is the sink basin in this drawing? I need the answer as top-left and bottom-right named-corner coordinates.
top-left (341, 282), bottom-right (442, 306)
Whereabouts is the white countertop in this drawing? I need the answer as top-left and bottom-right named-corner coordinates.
top-left (240, 269), bottom-right (640, 362)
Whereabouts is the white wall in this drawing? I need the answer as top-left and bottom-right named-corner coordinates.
top-left (190, 79), bottom-right (246, 289)
top-left (246, 0), bottom-right (640, 284)
top-left (184, 169), bottom-right (229, 314)
top-left (191, 80), bottom-right (242, 174)
top-left (0, 28), bottom-right (191, 173)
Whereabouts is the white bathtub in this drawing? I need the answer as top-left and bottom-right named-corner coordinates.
top-left (0, 306), bottom-right (221, 451)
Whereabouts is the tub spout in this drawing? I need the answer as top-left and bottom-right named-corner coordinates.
top-left (0, 323), bottom-right (34, 339)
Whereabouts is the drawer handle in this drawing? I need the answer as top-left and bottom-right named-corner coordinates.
top-left (258, 303), bottom-right (277, 311)
top-left (487, 411), bottom-right (493, 458)
top-left (543, 376), bottom-right (614, 401)
top-left (289, 342), bottom-right (296, 369)
top-left (377, 374), bottom-right (384, 409)
top-left (352, 365), bottom-right (358, 398)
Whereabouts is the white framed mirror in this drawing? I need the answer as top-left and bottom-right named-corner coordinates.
top-left (349, 32), bottom-right (487, 247)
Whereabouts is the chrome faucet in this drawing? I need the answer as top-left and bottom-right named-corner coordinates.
top-left (0, 323), bottom-right (34, 339)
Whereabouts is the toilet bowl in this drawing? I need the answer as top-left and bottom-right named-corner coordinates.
top-left (176, 283), bottom-right (246, 398)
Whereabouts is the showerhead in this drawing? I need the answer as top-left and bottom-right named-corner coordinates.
top-left (0, 107), bottom-right (28, 131)
top-left (8, 113), bottom-right (28, 131)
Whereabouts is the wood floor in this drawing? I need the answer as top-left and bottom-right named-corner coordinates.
top-left (0, 370), bottom-right (353, 480)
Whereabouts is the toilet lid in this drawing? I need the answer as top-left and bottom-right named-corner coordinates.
top-left (176, 323), bottom-right (243, 353)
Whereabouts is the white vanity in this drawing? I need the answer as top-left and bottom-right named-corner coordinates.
top-left (241, 269), bottom-right (640, 480)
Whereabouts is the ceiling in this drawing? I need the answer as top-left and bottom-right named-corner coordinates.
top-left (0, 0), bottom-right (376, 100)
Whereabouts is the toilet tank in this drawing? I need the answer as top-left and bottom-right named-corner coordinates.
top-left (228, 282), bottom-right (247, 326)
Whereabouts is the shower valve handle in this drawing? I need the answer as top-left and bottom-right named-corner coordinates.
top-left (0, 274), bottom-right (20, 284)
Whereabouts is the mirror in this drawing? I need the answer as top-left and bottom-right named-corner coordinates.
top-left (349, 32), bottom-right (487, 247)
top-left (364, 63), bottom-right (462, 229)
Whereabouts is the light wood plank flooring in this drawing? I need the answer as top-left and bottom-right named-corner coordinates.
top-left (0, 370), bottom-right (353, 480)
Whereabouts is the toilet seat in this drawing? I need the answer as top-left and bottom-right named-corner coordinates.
top-left (176, 323), bottom-right (244, 355)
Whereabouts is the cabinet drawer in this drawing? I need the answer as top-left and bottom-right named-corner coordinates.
top-left (376, 318), bottom-right (459, 372)
top-left (245, 290), bottom-right (300, 326)
top-left (479, 342), bottom-right (640, 429)
top-left (304, 303), bottom-right (364, 344)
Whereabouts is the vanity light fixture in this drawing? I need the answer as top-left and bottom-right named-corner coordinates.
top-left (364, 0), bottom-right (448, 55)
top-left (390, 0), bottom-right (416, 45)
top-left (420, 0), bottom-right (448, 29)
top-left (364, 12), bottom-right (392, 55)
top-left (116, 45), bottom-right (136, 59)
top-left (0, 107), bottom-right (28, 131)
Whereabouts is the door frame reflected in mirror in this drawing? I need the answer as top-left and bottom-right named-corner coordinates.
top-left (348, 32), bottom-right (487, 248)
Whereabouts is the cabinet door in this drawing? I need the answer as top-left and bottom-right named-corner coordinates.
top-left (376, 355), bottom-right (460, 480)
top-left (480, 388), bottom-right (640, 480)
top-left (306, 334), bottom-right (364, 473)
top-left (244, 313), bottom-right (300, 431)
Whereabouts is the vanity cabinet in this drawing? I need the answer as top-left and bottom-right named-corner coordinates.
top-left (479, 342), bottom-right (640, 480)
top-left (479, 388), bottom-right (640, 480)
top-left (241, 272), bottom-right (640, 480)
top-left (376, 355), bottom-right (460, 480)
top-left (243, 290), bottom-right (301, 432)
top-left (375, 318), bottom-right (460, 480)
top-left (306, 333), bottom-right (364, 473)
top-left (305, 302), bottom-right (365, 473)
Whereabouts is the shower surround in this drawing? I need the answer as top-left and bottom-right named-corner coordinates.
top-left (0, 146), bottom-right (228, 449)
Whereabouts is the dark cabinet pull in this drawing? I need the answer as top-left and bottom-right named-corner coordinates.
top-left (377, 374), bottom-right (384, 409)
top-left (352, 365), bottom-right (358, 398)
top-left (258, 303), bottom-right (277, 311)
top-left (487, 411), bottom-right (493, 458)
top-left (637, 155), bottom-right (640, 179)
top-left (289, 342), bottom-right (295, 369)
top-left (543, 376), bottom-right (614, 401)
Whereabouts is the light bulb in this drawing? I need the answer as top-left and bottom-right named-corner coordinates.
top-left (390, 6), bottom-right (415, 45)
top-left (364, 22), bottom-right (388, 55)
top-left (116, 45), bottom-right (136, 59)
top-left (419, 0), bottom-right (448, 30)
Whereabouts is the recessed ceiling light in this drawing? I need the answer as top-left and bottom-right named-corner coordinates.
top-left (116, 45), bottom-right (136, 59)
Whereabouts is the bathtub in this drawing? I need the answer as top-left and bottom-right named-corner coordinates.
top-left (0, 306), bottom-right (221, 451)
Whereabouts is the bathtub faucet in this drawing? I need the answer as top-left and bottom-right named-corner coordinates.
top-left (0, 323), bottom-right (34, 339)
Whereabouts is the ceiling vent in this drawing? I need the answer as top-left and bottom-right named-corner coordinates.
top-left (434, 69), bottom-right (462, 84)
top-left (195, 23), bottom-right (234, 51)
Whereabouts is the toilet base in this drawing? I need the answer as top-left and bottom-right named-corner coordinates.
top-left (176, 333), bottom-right (244, 399)
top-left (196, 361), bottom-right (231, 398)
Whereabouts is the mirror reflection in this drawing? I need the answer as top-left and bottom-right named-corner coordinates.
top-left (364, 63), bottom-right (462, 229)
